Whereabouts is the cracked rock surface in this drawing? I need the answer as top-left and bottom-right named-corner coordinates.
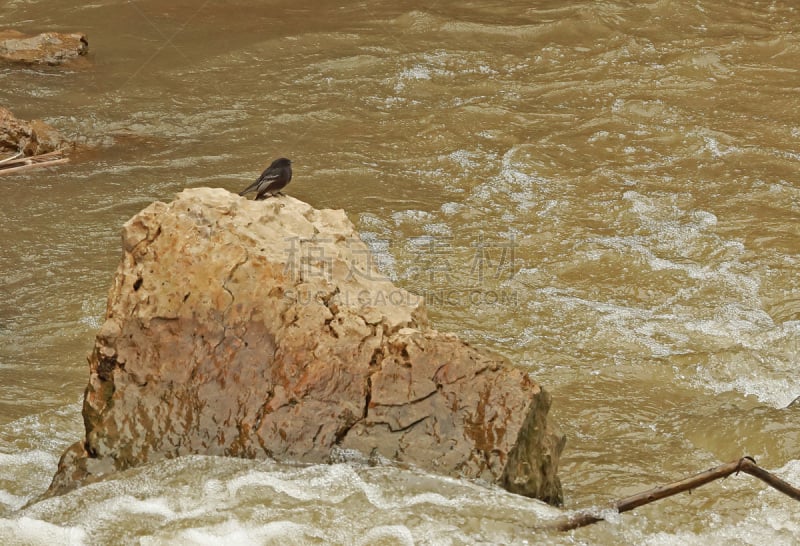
top-left (46, 188), bottom-right (565, 504)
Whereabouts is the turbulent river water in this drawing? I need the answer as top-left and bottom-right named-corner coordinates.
top-left (2, 0), bottom-right (799, 544)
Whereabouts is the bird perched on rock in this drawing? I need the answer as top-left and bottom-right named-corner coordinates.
top-left (239, 157), bottom-right (293, 200)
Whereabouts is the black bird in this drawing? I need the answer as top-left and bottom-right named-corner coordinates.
top-left (239, 157), bottom-right (293, 200)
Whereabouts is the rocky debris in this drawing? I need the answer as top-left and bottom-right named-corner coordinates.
top-left (0, 106), bottom-right (71, 156)
top-left (0, 30), bottom-right (88, 65)
top-left (45, 188), bottom-right (565, 505)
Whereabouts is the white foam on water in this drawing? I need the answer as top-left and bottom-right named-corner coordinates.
top-left (447, 149), bottom-right (481, 170)
top-left (2, 402), bottom-right (83, 442)
top-left (393, 64), bottom-right (435, 92)
top-left (527, 281), bottom-right (800, 406)
top-left (687, 314), bottom-right (800, 407)
top-left (422, 222), bottom-right (452, 236)
top-left (145, 520), bottom-right (321, 546)
top-left (525, 289), bottom-right (678, 357)
top-left (356, 231), bottom-right (397, 280)
top-left (226, 463), bottom-right (482, 514)
top-left (0, 449), bottom-right (60, 511)
top-left (0, 405), bottom-right (83, 515)
top-left (0, 491), bottom-right (26, 513)
top-left (6, 455), bottom-right (563, 543)
top-left (502, 183), bottom-right (800, 407)
top-left (399, 66), bottom-right (431, 81)
top-left (356, 525), bottom-right (415, 546)
top-left (440, 202), bottom-right (463, 215)
top-left (500, 147), bottom-right (547, 188)
top-left (613, 191), bottom-right (759, 299)
top-left (78, 298), bottom-right (103, 330)
top-left (681, 303), bottom-right (774, 339)
top-left (391, 209), bottom-right (432, 226)
top-left (0, 450), bottom-right (59, 469)
top-left (108, 496), bottom-right (177, 519)
top-left (226, 462), bottom-right (363, 504)
top-left (0, 517), bottom-right (87, 546)
top-left (6, 451), bottom-right (797, 546)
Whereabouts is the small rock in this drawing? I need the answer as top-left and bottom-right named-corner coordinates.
top-left (0, 30), bottom-right (88, 65)
top-left (0, 106), bottom-right (70, 156)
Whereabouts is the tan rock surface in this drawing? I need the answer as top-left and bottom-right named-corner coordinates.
top-left (0, 30), bottom-right (88, 65)
top-left (0, 106), bottom-right (70, 156)
top-left (46, 188), bottom-right (565, 504)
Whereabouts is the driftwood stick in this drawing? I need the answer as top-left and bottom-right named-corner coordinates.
top-left (0, 157), bottom-right (70, 174)
top-left (0, 156), bottom-right (33, 169)
top-left (552, 457), bottom-right (800, 532)
top-left (0, 150), bottom-right (69, 174)
top-left (1, 150), bottom-right (64, 164)
top-left (0, 151), bottom-right (24, 165)
top-left (738, 457), bottom-right (800, 500)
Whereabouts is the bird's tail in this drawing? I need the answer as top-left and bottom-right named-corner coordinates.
top-left (238, 182), bottom-right (257, 196)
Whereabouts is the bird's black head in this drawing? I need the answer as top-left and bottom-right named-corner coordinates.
top-left (271, 157), bottom-right (292, 168)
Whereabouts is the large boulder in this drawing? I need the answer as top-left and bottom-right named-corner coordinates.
top-left (0, 30), bottom-right (88, 65)
top-left (46, 188), bottom-right (565, 505)
top-left (0, 106), bottom-right (70, 156)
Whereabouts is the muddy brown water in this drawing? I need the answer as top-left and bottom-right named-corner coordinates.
top-left (1, 1), bottom-right (799, 543)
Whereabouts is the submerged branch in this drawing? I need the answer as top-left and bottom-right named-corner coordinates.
top-left (551, 456), bottom-right (800, 532)
top-left (0, 157), bottom-right (70, 174)
top-left (0, 150), bottom-right (69, 174)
